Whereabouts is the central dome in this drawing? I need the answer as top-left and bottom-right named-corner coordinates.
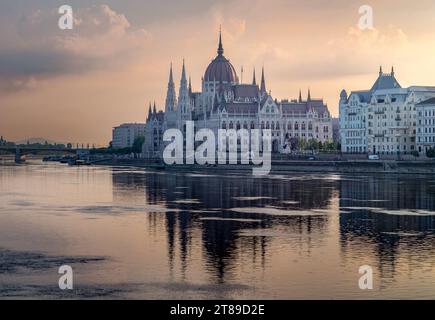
top-left (204, 32), bottom-right (238, 83)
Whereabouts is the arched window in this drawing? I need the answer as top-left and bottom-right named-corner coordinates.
top-left (288, 122), bottom-right (292, 130)
top-left (271, 122), bottom-right (275, 130)
top-left (276, 122), bottom-right (280, 130)
top-left (222, 122), bottom-right (227, 129)
top-left (308, 122), bottom-right (312, 130)
top-left (236, 122), bottom-right (241, 130)
top-left (229, 122), bottom-right (234, 129)
top-left (295, 122), bottom-right (299, 130)
top-left (243, 122), bottom-right (248, 129)
top-left (251, 122), bottom-right (255, 129)
top-left (266, 121), bottom-right (270, 129)
top-left (302, 122), bottom-right (306, 130)
top-left (261, 121), bottom-right (265, 129)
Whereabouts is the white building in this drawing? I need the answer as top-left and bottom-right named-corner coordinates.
top-left (143, 31), bottom-right (333, 159)
top-left (340, 67), bottom-right (435, 155)
top-left (112, 123), bottom-right (145, 149)
top-left (416, 97), bottom-right (435, 153)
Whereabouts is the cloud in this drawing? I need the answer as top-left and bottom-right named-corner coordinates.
top-left (0, 4), bottom-right (152, 92)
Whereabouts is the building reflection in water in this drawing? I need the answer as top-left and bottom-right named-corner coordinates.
top-left (339, 175), bottom-right (435, 288)
top-left (112, 170), bottom-right (337, 283)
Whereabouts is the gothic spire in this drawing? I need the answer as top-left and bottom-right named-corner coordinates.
top-left (379, 65), bottom-right (383, 76)
top-left (217, 26), bottom-right (224, 56)
top-left (391, 66), bottom-right (395, 76)
top-left (307, 88), bottom-right (311, 102)
top-left (298, 89), bottom-right (302, 103)
top-left (147, 102), bottom-right (152, 121)
top-left (189, 76), bottom-right (192, 95)
top-left (178, 59), bottom-right (190, 115)
top-left (260, 66), bottom-right (266, 94)
top-left (252, 68), bottom-right (257, 86)
top-left (165, 63), bottom-right (177, 112)
top-left (153, 101), bottom-right (157, 114)
top-left (181, 59), bottom-right (187, 84)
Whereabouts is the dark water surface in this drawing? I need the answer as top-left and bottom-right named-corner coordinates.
top-left (1, 161), bottom-right (435, 299)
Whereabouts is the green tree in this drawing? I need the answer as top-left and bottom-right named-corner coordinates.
top-left (132, 136), bottom-right (145, 154)
top-left (426, 148), bottom-right (435, 158)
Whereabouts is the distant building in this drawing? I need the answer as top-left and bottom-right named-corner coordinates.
top-left (340, 67), bottom-right (435, 154)
top-left (143, 31), bottom-right (333, 158)
top-left (112, 123), bottom-right (145, 149)
top-left (416, 97), bottom-right (435, 154)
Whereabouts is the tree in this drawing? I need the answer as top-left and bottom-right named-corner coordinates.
top-left (132, 136), bottom-right (145, 154)
top-left (426, 148), bottom-right (435, 158)
top-left (411, 150), bottom-right (420, 159)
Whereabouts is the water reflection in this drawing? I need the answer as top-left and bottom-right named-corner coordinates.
top-left (112, 171), bottom-right (338, 284)
top-left (339, 175), bottom-right (435, 292)
top-left (3, 163), bottom-right (435, 298)
top-left (113, 170), bottom-right (435, 297)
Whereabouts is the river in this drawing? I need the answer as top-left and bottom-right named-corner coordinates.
top-left (1, 160), bottom-right (435, 299)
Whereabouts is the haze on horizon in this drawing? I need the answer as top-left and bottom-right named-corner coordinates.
top-left (1, 0), bottom-right (435, 145)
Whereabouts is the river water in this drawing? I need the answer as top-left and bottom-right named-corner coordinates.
top-left (1, 161), bottom-right (435, 299)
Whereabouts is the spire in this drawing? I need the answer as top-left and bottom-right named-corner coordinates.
top-left (169, 62), bottom-right (174, 84)
top-left (165, 63), bottom-right (177, 112)
top-left (252, 68), bottom-right (257, 86)
top-left (379, 66), bottom-right (383, 76)
top-left (217, 26), bottom-right (224, 56)
top-left (188, 76), bottom-right (192, 95)
top-left (298, 89), bottom-right (302, 103)
top-left (260, 66), bottom-right (266, 94)
top-left (178, 59), bottom-right (190, 116)
top-left (147, 102), bottom-right (152, 121)
top-left (391, 66), bottom-right (395, 76)
top-left (153, 101), bottom-right (157, 114)
top-left (307, 88), bottom-right (311, 101)
top-left (181, 59), bottom-right (187, 83)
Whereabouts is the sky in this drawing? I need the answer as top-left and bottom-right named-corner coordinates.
top-left (1, 0), bottom-right (435, 145)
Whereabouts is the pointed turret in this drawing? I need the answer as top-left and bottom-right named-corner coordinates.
top-left (252, 68), bottom-right (257, 86)
top-left (165, 63), bottom-right (177, 112)
top-left (260, 67), bottom-right (266, 95)
top-left (379, 66), bottom-right (383, 76)
top-left (391, 66), bottom-right (395, 76)
top-left (147, 102), bottom-right (152, 121)
top-left (217, 26), bottom-right (224, 56)
top-left (153, 101), bottom-right (157, 115)
top-left (188, 76), bottom-right (192, 96)
top-left (178, 59), bottom-right (191, 118)
top-left (307, 88), bottom-right (311, 102)
top-left (298, 89), bottom-right (302, 103)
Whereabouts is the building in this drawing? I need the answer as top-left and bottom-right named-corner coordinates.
top-left (416, 97), bottom-right (435, 154)
top-left (340, 67), bottom-right (435, 154)
top-left (143, 31), bottom-right (333, 158)
top-left (112, 123), bottom-right (145, 149)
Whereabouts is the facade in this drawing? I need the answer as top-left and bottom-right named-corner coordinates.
top-left (340, 67), bottom-right (435, 154)
top-left (112, 123), bottom-right (145, 149)
top-left (143, 32), bottom-right (333, 158)
top-left (416, 97), bottom-right (435, 153)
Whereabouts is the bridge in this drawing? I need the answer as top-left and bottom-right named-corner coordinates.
top-left (0, 146), bottom-right (87, 163)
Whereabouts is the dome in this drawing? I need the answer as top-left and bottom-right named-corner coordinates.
top-left (204, 32), bottom-right (238, 83)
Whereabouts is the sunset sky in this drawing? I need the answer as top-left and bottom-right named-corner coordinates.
top-left (1, 0), bottom-right (435, 145)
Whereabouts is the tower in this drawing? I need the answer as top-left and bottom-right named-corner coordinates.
top-left (165, 63), bottom-right (177, 113)
top-left (260, 67), bottom-right (266, 96)
top-left (177, 60), bottom-right (192, 123)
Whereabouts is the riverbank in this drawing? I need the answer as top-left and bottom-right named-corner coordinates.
top-left (96, 159), bottom-right (435, 174)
